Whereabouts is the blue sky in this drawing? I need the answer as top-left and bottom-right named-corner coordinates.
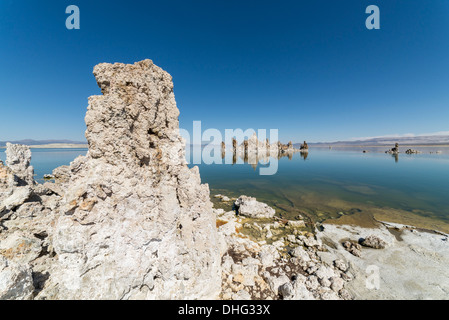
top-left (1, 0), bottom-right (448, 143)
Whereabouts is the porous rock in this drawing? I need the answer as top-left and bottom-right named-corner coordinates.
top-left (5, 143), bottom-right (34, 186)
top-left (37, 60), bottom-right (222, 299)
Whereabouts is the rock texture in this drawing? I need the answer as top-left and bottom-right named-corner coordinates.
top-left (216, 204), bottom-right (353, 300)
top-left (0, 257), bottom-right (34, 300)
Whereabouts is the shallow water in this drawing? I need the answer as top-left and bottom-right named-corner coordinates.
top-left (1, 146), bottom-right (449, 232)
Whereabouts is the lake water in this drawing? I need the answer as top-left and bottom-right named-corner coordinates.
top-left (2, 146), bottom-right (449, 232)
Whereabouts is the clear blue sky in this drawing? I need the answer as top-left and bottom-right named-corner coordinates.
top-left (1, 0), bottom-right (448, 142)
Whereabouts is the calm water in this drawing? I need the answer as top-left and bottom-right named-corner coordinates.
top-left (2, 146), bottom-right (449, 231)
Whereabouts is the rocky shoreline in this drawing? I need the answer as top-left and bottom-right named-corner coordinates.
top-left (215, 202), bottom-right (353, 300)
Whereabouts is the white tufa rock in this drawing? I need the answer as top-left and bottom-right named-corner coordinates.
top-left (234, 195), bottom-right (276, 219)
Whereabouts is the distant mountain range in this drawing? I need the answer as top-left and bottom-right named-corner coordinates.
top-left (0, 139), bottom-right (86, 147)
top-left (301, 134), bottom-right (449, 147)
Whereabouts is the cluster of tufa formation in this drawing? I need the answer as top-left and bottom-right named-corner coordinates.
top-left (385, 143), bottom-right (400, 154)
top-left (230, 134), bottom-right (305, 157)
top-left (1, 60), bottom-right (221, 300)
top-left (223, 134), bottom-right (308, 167)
